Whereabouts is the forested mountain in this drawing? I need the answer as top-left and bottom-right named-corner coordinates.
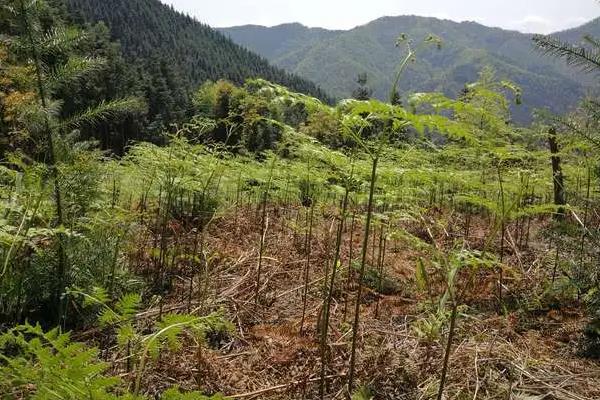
top-left (63, 0), bottom-right (330, 101)
top-left (221, 23), bottom-right (343, 61)
top-left (221, 16), bottom-right (600, 122)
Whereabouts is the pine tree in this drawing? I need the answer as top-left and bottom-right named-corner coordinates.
top-left (64, 0), bottom-right (333, 105)
top-left (534, 33), bottom-right (600, 74)
top-left (2, 0), bottom-right (144, 324)
top-left (352, 73), bottom-right (372, 100)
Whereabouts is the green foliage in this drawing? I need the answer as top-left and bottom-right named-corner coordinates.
top-left (0, 323), bottom-right (122, 399)
top-left (300, 108), bottom-right (345, 148)
top-left (0, 0), bottom-right (146, 153)
top-left (69, 286), bottom-right (234, 395)
top-left (533, 22), bottom-right (600, 351)
top-left (0, 146), bottom-right (138, 323)
top-left (412, 312), bottom-right (447, 342)
top-left (192, 79), bottom-right (326, 154)
top-left (354, 261), bottom-right (400, 296)
top-left (162, 388), bottom-right (228, 400)
top-left (0, 323), bottom-right (230, 399)
top-left (1, 4), bottom-right (598, 393)
top-left (352, 73), bottom-right (373, 101)
top-left (413, 246), bottom-right (497, 342)
top-left (134, 311), bottom-right (233, 396)
top-left (351, 386), bottom-right (374, 400)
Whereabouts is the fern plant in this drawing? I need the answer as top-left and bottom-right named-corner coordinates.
top-left (0, 322), bottom-right (230, 399)
top-left (133, 312), bottom-right (233, 397)
top-left (0, 323), bottom-right (123, 399)
top-left (69, 286), bottom-right (234, 396)
top-left (416, 243), bottom-right (497, 400)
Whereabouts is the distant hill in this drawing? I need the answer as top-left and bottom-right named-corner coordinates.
top-left (555, 17), bottom-right (600, 43)
top-left (220, 16), bottom-right (600, 122)
top-left (64, 0), bottom-right (331, 102)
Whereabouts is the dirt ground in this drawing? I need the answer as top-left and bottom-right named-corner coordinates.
top-left (99, 204), bottom-right (600, 399)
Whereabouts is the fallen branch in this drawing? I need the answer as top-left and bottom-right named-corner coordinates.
top-left (229, 373), bottom-right (347, 399)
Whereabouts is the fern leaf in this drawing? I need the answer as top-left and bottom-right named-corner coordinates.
top-left (155, 314), bottom-right (198, 353)
top-left (415, 258), bottom-right (429, 292)
top-left (115, 293), bottom-right (142, 320)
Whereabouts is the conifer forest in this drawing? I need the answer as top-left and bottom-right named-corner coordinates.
top-left (1, 0), bottom-right (600, 399)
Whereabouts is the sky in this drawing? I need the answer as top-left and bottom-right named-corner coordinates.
top-left (161, 0), bottom-right (598, 34)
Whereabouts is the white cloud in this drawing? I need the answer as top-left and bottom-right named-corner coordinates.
top-left (563, 16), bottom-right (591, 29)
top-left (508, 14), bottom-right (592, 34)
top-left (509, 15), bottom-right (554, 33)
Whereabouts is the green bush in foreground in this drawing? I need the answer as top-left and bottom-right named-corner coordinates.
top-left (0, 323), bottom-right (227, 400)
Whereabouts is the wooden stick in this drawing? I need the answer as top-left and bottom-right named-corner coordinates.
top-left (229, 373), bottom-right (347, 399)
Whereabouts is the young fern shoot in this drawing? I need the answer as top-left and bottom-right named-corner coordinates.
top-left (319, 172), bottom-right (352, 398)
top-left (346, 31), bottom-right (439, 392)
top-left (255, 155), bottom-right (277, 305)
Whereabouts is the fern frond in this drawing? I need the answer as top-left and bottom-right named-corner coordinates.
top-left (0, 323), bottom-right (120, 398)
top-left (86, 286), bottom-right (110, 306)
top-left (116, 323), bottom-right (138, 349)
top-left (552, 109), bottom-right (600, 151)
top-left (115, 293), bottom-right (142, 320)
top-left (155, 314), bottom-right (198, 353)
top-left (533, 34), bottom-right (600, 73)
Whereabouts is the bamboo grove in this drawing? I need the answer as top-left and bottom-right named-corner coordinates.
top-left (2, 1), bottom-right (600, 399)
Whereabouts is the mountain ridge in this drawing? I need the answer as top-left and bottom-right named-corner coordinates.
top-left (219, 15), bottom-right (600, 122)
top-left (219, 15), bottom-right (599, 40)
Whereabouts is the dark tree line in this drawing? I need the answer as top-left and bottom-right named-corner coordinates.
top-left (63, 0), bottom-right (332, 116)
top-left (2, 0), bottom-right (332, 154)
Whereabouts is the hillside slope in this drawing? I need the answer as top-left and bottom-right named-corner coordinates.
top-left (220, 16), bottom-right (600, 122)
top-left (555, 17), bottom-right (600, 43)
top-left (64, 0), bottom-right (331, 102)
